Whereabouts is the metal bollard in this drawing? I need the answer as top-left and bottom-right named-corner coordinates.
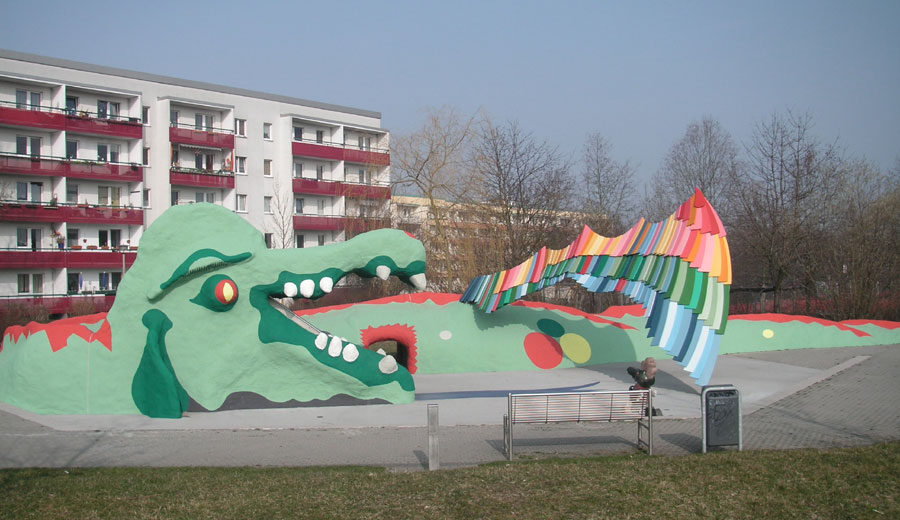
top-left (427, 404), bottom-right (439, 470)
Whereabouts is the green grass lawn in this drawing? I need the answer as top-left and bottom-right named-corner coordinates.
top-left (3, 442), bottom-right (897, 519)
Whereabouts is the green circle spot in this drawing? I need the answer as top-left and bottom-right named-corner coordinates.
top-left (537, 319), bottom-right (565, 338)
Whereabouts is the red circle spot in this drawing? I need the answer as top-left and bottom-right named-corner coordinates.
top-left (523, 332), bottom-right (563, 369)
top-left (214, 279), bottom-right (237, 304)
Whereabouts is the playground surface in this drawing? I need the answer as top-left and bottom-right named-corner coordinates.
top-left (1, 344), bottom-right (898, 470)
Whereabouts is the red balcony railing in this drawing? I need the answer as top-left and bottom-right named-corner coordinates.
top-left (291, 140), bottom-right (390, 166)
top-left (0, 249), bottom-right (137, 270)
top-left (0, 103), bottom-right (143, 139)
top-left (0, 153), bottom-right (142, 182)
top-left (341, 183), bottom-right (391, 199)
top-left (292, 215), bottom-right (346, 231)
top-left (169, 125), bottom-right (235, 149)
top-left (0, 202), bottom-right (143, 225)
top-left (169, 168), bottom-right (235, 189)
top-left (292, 178), bottom-right (343, 196)
top-left (291, 141), bottom-right (345, 162)
top-left (64, 205), bottom-right (144, 225)
top-left (343, 148), bottom-right (390, 166)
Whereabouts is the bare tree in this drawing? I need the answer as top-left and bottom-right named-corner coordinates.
top-left (468, 118), bottom-right (576, 268)
top-left (390, 106), bottom-right (477, 291)
top-left (644, 117), bottom-right (739, 220)
top-left (579, 132), bottom-right (636, 235)
top-left (731, 111), bottom-right (841, 312)
top-left (268, 179), bottom-right (294, 249)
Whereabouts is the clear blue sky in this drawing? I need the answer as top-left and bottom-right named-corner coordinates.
top-left (2, 0), bottom-right (897, 187)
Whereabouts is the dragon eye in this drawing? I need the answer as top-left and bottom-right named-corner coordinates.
top-left (191, 274), bottom-right (238, 312)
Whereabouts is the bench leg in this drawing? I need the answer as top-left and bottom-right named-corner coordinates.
top-left (503, 414), bottom-right (513, 461)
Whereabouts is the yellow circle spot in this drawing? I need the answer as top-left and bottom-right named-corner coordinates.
top-left (222, 283), bottom-right (235, 303)
top-left (559, 333), bottom-right (591, 364)
top-left (762, 329), bottom-right (774, 339)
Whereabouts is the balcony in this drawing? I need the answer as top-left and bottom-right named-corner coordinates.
top-left (342, 182), bottom-right (391, 200)
top-left (292, 178), bottom-right (343, 196)
top-left (0, 201), bottom-right (143, 225)
top-left (169, 124), bottom-right (235, 149)
top-left (291, 140), bottom-right (390, 166)
top-left (0, 294), bottom-right (117, 315)
top-left (293, 215), bottom-right (345, 231)
top-left (0, 102), bottom-right (143, 139)
top-left (169, 167), bottom-right (235, 189)
top-left (0, 248), bottom-right (137, 269)
top-left (0, 153), bottom-right (143, 182)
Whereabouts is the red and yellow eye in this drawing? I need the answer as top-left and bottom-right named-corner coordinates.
top-left (214, 278), bottom-right (238, 305)
top-left (191, 274), bottom-right (239, 312)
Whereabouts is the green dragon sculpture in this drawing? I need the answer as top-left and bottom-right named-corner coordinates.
top-left (0, 203), bottom-right (426, 418)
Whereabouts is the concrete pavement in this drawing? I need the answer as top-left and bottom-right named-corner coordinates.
top-left (1, 344), bottom-right (897, 470)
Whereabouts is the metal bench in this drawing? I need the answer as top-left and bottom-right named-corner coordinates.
top-left (503, 390), bottom-right (653, 460)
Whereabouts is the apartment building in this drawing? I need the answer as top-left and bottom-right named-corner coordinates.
top-left (0, 49), bottom-right (391, 315)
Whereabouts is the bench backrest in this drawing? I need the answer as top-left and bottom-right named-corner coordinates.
top-left (509, 390), bottom-right (649, 424)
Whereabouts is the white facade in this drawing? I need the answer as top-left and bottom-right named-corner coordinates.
top-left (0, 49), bottom-right (390, 306)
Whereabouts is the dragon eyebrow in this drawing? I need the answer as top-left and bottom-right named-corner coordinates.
top-left (147, 248), bottom-right (252, 300)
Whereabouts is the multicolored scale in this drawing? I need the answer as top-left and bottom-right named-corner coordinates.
top-left (460, 189), bottom-right (732, 385)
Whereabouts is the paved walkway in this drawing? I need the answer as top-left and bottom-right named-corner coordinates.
top-left (1, 345), bottom-right (897, 470)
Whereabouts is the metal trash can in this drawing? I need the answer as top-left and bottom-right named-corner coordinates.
top-left (701, 384), bottom-right (742, 453)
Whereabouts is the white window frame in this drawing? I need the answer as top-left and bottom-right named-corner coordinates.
top-left (263, 196), bottom-right (272, 214)
top-left (236, 156), bottom-right (247, 174)
top-left (235, 119), bottom-right (247, 137)
top-left (263, 159), bottom-right (272, 177)
top-left (263, 123), bottom-right (272, 140)
top-left (236, 194), bottom-right (247, 212)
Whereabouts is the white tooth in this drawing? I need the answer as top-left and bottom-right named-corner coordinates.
top-left (328, 336), bottom-right (342, 357)
top-left (319, 277), bottom-right (333, 293)
top-left (342, 343), bottom-right (359, 363)
top-left (299, 279), bottom-right (315, 298)
top-left (410, 273), bottom-right (427, 291)
top-left (377, 348), bottom-right (386, 356)
top-left (283, 282), bottom-right (298, 298)
top-left (375, 265), bottom-right (391, 280)
top-left (378, 354), bottom-right (398, 374)
top-left (315, 333), bottom-right (328, 350)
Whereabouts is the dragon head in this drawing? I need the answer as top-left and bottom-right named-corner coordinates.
top-left (108, 203), bottom-right (426, 418)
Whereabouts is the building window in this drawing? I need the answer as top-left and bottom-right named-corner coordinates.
top-left (67, 229), bottom-right (79, 248)
top-left (142, 106), bottom-right (150, 124)
top-left (97, 144), bottom-right (120, 163)
top-left (235, 119), bottom-right (246, 137)
top-left (293, 126), bottom-right (303, 141)
top-left (264, 159), bottom-right (272, 177)
top-left (17, 274), bottom-right (30, 293)
top-left (195, 153), bottom-right (213, 171)
top-left (317, 199), bottom-right (326, 215)
top-left (294, 198), bottom-right (304, 215)
top-left (195, 191), bottom-right (215, 203)
top-left (264, 233), bottom-right (273, 249)
top-left (171, 190), bottom-right (180, 206)
top-left (143, 147), bottom-right (150, 165)
top-left (65, 96), bottom-right (78, 115)
top-left (98, 229), bottom-right (122, 248)
top-left (236, 194), bottom-right (247, 212)
top-left (171, 149), bottom-right (179, 166)
top-left (97, 100), bottom-right (120, 120)
top-left (296, 234), bottom-right (304, 248)
top-left (16, 90), bottom-right (41, 110)
top-left (16, 135), bottom-right (41, 157)
top-left (316, 165), bottom-right (324, 180)
top-left (66, 184), bottom-right (78, 204)
top-left (16, 228), bottom-right (28, 248)
top-left (359, 135), bottom-right (371, 150)
top-left (263, 123), bottom-right (272, 140)
top-left (66, 140), bottom-right (78, 160)
top-left (98, 272), bottom-right (122, 291)
top-left (170, 110), bottom-right (179, 126)
top-left (98, 186), bottom-right (121, 206)
top-left (318, 234), bottom-right (325, 246)
top-left (143, 189), bottom-right (150, 208)
top-left (195, 113), bottom-right (214, 131)
top-left (263, 196), bottom-right (272, 214)
top-left (316, 130), bottom-right (324, 143)
top-left (236, 156), bottom-right (247, 174)
top-left (293, 163), bottom-right (303, 178)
